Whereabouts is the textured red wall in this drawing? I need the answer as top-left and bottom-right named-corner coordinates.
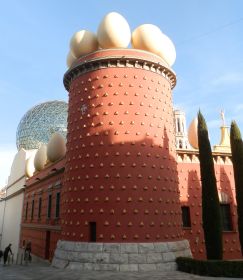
top-left (61, 49), bottom-right (184, 242)
top-left (21, 159), bottom-right (64, 260)
top-left (178, 153), bottom-right (241, 260)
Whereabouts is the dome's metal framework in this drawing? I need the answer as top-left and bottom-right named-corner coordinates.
top-left (16, 100), bottom-right (68, 150)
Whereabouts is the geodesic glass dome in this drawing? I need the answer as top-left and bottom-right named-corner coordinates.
top-left (16, 100), bottom-right (68, 150)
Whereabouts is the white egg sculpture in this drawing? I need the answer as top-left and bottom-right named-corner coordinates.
top-left (188, 117), bottom-right (198, 149)
top-left (47, 133), bottom-right (66, 162)
top-left (97, 12), bottom-right (131, 48)
top-left (25, 150), bottom-right (37, 177)
top-left (131, 24), bottom-right (176, 66)
top-left (34, 144), bottom-right (47, 171)
top-left (70, 30), bottom-right (99, 58)
top-left (66, 50), bottom-right (77, 68)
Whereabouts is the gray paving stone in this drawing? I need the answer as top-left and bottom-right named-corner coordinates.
top-left (67, 262), bottom-right (83, 270)
top-left (146, 253), bottom-right (163, 263)
top-left (183, 239), bottom-right (190, 249)
top-left (110, 253), bottom-right (128, 264)
top-left (167, 241), bottom-right (178, 252)
top-left (67, 251), bottom-right (80, 261)
top-left (120, 243), bottom-right (138, 253)
top-left (103, 243), bottom-right (121, 253)
top-left (154, 242), bottom-right (169, 253)
top-left (162, 252), bottom-right (176, 262)
top-left (78, 252), bottom-right (93, 262)
top-left (74, 242), bottom-right (88, 251)
top-left (87, 243), bottom-right (103, 252)
top-left (156, 263), bottom-right (169, 271)
top-left (54, 248), bottom-right (67, 260)
top-left (128, 253), bottom-right (146, 264)
top-left (138, 243), bottom-right (155, 253)
top-left (93, 263), bottom-right (119, 271)
top-left (120, 264), bottom-right (139, 272)
top-left (174, 250), bottom-right (187, 258)
top-left (0, 261), bottom-right (240, 280)
top-left (62, 241), bottom-right (75, 251)
top-left (83, 263), bottom-right (94, 271)
top-left (138, 264), bottom-right (157, 271)
top-left (51, 258), bottom-right (69, 268)
top-left (177, 240), bottom-right (187, 250)
top-left (93, 253), bottom-right (110, 263)
top-left (156, 262), bottom-right (177, 271)
top-left (184, 249), bottom-right (193, 257)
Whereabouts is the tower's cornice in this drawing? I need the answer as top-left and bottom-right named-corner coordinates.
top-left (64, 49), bottom-right (176, 91)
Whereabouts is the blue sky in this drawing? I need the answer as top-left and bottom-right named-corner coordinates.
top-left (0, 0), bottom-right (243, 186)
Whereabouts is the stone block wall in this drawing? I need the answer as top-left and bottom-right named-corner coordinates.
top-left (52, 240), bottom-right (192, 271)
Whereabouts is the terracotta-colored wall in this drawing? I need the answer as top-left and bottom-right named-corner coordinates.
top-left (21, 228), bottom-right (60, 260)
top-left (178, 152), bottom-right (241, 259)
top-left (20, 151), bottom-right (243, 261)
top-left (21, 159), bottom-right (64, 260)
top-left (19, 49), bottom-right (243, 261)
top-left (61, 49), bottom-right (184, 242)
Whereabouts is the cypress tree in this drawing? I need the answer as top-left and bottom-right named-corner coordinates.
top-left (230, 121), bottom-right (243, 255)
top-left (198, 111), bottom-right (223, 260)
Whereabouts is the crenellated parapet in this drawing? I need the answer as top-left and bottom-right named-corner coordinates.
top-left (176, 150), bottom-right (232, 165)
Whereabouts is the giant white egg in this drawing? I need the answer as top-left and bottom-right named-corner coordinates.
top-left (34, 144), bottom-right (47, 171)
top-left (70, 30), bottom-right (99, 58)
top-left (97, 12), bottom-right (131, 48)
top-left (188, 117), bottom-right (198, 149)
top-left (131, 24), bottom-right (176, 66)
top-left (47, 133), bottom-right (66, 162)
top-left (66, 51), bottom-right (77, 68)
top-left (25, 150), bottom-right (37, 177)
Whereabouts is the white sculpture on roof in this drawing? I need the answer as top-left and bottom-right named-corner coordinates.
top-left (66, 12), bottom-right (176, 68)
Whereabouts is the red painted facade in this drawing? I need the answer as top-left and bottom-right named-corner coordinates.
top-left (62, 49), bottom-right (183, 242)
top-left (21, 49), bottom-right (242, 261)
top-left (21, 159), bottom-right (64, 261)
top-left (178, 151), bottom-right (241, 259)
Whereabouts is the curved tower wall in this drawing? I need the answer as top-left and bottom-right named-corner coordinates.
top-left (61, 49), bottom-right (183, 242)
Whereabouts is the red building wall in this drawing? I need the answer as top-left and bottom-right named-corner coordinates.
top-left (20, 49), bottom-right (242, 261)
top-left (61, 49), bottom-right (184, 242)
top-left (21, 158), bottom-right (64, 260)
top-left (178, 151), bottom-right (241, 260)
top-left (20, 151), bottom-right (242, 261)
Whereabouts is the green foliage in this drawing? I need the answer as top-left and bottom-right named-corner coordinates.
top-left (197, 111), bottom-right (223, 260)
top-left (176, 257), bottom-right (243, 278)
top-left (230, 121), bottom-right (243, 255)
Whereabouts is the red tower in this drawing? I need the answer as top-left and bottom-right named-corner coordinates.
top-left (61, 48), bottom-right (184, 242)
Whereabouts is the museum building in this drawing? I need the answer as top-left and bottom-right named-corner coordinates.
top-left (0, 12), bottom-right (241, 272)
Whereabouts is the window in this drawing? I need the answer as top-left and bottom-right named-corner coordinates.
top-left (220, 204), bottom-right (233, 231)
top-left (179, 140), bottom-right (183, 149)
top-left (55, 192), bottom-right (60, 218)
top-left (31, 200), bottom-right (35, 220)
top-left (47, 194), bottom-right (52, 218)
top-left (181, 206), bottom-right (191, 227)
top-left (38, 197), bottom-right (42, 219)
top-left (177, 118), bottom-right (181, 133)
top-left (25, 202), bottom-right (28, 220)
top-left (89, 222), bottom-right (96, 242)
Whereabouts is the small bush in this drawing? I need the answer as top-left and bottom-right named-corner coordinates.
top-left (176, 257), bottom-right (243, 278)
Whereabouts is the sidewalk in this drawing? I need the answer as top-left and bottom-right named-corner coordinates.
top-left (0, 261), bottom-right (241, 280)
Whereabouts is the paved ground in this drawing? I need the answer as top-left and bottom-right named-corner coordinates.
top-left (0, 261), bottom-right (241, 280)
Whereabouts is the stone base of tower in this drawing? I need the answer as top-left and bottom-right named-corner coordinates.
top-left (52, 240), bottom-right (192, 272)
